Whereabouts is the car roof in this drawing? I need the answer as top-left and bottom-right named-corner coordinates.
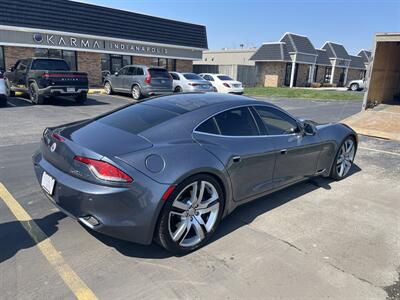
top-left (141, 93), bottom-right (268, 115)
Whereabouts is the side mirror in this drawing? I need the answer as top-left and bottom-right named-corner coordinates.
top-left (8, 66), bottom-right (15, 72)
top-left (301, 120), bottom-right (317, 136)
top-left (114, 72), bottom-right (119, 76)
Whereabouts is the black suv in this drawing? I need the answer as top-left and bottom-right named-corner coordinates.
top-left (5, 58), bottom-right (89, 104)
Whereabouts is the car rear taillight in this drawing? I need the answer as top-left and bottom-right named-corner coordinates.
top-left (188, 83), bottom-right (200, 86)
top-left (145, 73), bottom-right (152, 84)
top-left (74, 156), bottom-right (133, 183)
top-left (223, 83), bottom-right (231, 88)
top-left (52, 133), bottom-right (65, 142)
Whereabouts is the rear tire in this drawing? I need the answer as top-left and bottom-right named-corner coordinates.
top-left (156, 174), bottom-right (224, 254)
top-left (131, 85), bottom-right (142, 100)
top-left (350, 83), bottom-right (359, 91)
top-left (74, 93), bottom-right (87, 104)
top-left (330, 136), bottom-right (356, 180)
top-left (174, 86), bottom-right (183, 93)
top-left (104, 81), bottom-right (113, 95)
top-left (29, 82), bottom-right (45, 105)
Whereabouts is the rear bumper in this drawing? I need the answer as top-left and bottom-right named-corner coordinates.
top-left (39, 86), bottom-right (89, 96)
top-left (142, 87), bottom-right (173, 97)
top-left (184, 86), bottom-right (215, 93)
top-left (32, 151), bottom-right (169, 245)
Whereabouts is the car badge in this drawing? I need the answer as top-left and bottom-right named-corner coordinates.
top-left (50, 143), bottom-right (57, 152)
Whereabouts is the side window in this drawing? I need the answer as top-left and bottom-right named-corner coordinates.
top-left (196, 118), bottom-right (220, 135)
top-left (118, 67), bottom-right (128, 75)
top-left (170, 73), bottom-right (179, 80)
top-left (214, 107), bottom-right (259, 136)
top-left (17, 60), bottom-right (27, 71)
top-left (126, 67), bottom-right (136, 76)
top-left (136, 68), bottom-right (144, 76)
top-left (254, 106), bottom-right (299, 135)
top-left (204, 75), bottom-right (214, 81)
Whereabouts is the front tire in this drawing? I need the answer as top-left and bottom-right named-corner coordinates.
top-left (350, 83), bottom-right (359, 91)
top-left (131, 85), bottom-right (142, 100)
top-left (330, 136), bottom-right (356, 180)
top-left (156, 174), bottom-right (224, 254)
top-left (174, 86), bottom-right (183, 93)
top-left (104, 81), bottom-right (113, 95)
top-left (6, 79), bottom-right (15, 97)
top-left (29, 82), bottom-right (45, 105)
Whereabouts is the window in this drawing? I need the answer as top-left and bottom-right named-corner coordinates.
top-left (101, 54), bottom-right (110, 72)
top-left (313, 65), bottom-right (319, 82)
top-left (284, 63), bottom-right (292, 86)
top-left (126, 67), bottom-right (136, 76)
top-left (122, 55), bottom-right (132, 67)
top-left (254, 106), bottom-right (299, 135)
top-left (118, 67), bottom-right (128, 75)
top-left (196, 118), bottom-right (220, 135)
top-left (217, 75), bottom-right (234, 81)
top-left (148, 68), bottom-right (170, 79)
top-left (170, 73), bottom-right (180, 80)
top-left (98, 104), bottom-right (179, 134)
top-left (214, 107), bottom-right (259, 136)
top-left (158, 58), bottom-right (167, 69)
top-left (324, 67), bottom-right (332, 83)
top-left (183, 73), bottom-right (203, 80)
top-left (17, 60), bottom-right (28, 71)
top-left (203, 75), bottom-right (214, 81)
top-left (150, 58), bottom-right (177, 71)
top-left (102, 54), bottom-right (132, 73)
top-left (0, 46), bottom-right (5, 72)
top-left (136, 67), bottom-right (144, 75)
top-left (33, 49), bottom-right (77, 70)
top-left (31, 59), bottom-right (70, 71)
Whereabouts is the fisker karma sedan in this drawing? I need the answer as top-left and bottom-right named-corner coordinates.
top-left (33, 93), bottom-right (357, 254)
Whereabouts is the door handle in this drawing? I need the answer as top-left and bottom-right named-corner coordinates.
top-left (232, 156), bottom-right (241, 163)
top-left (280, 149), bottom-right (288, 155)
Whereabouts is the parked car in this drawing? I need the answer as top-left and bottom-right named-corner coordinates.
top-left (0, 70), bottom-right (7, 107)
top-left (33, 93), bottom-right (358, 254)
top-left (5, 58), bottom-right (89, 104)
top-left (104, 65), bottom-right (173, 100)
top-left (347, 79), bottom-right (366, 91)
top-left (101, 70), bottom-right (111, 84)
top-left (170, 72), bottom-right (214, 93)
top-left (199, 73), bottom-right (244, 94)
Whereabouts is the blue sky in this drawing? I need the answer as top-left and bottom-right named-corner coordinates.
top-left (76, 0), bottom-right (400, 54)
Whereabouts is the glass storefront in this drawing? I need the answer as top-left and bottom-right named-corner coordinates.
top-left (34, 48), bottom-right (77, 71)
top-left (0, 46), bottom-right (5, 71)
top-left (101, 54), bottom-right (132, 74)
top-left (151, 58), bottom-right (176, 71)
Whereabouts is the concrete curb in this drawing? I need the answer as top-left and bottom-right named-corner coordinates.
top-left (88, 88), bottom-right (106, 95)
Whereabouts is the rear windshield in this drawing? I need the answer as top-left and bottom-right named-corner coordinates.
top-left (183, 73), bottom-right (203, 80)
top-left (98, 103), bottom-right (178, 134)
top-left (149, 68), bottom-right (170, 79)
top-left (217, 75), bottom-right (234, 81)
top-left (31, 59), bottom-right (70, 71)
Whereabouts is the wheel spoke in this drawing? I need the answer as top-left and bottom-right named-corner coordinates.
top-left (172, 201), bottom-right (190, 211)
top-left (337, 155), bottom-right (344, 164)
top-left (172, 218), bottom-right (189, 242)
top-left (190, 182), bottom-right (199, 206)
top-left (346, 141), bottom-right (353, 154)
top-left (192, 218), bottom-right (205, 240)
top-left (198, 202), bottom-right (219, 215)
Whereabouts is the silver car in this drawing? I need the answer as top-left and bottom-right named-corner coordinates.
top-left (104, 65), bottom-right (173, 100)
top-left (170, 72), bottom-right (214, 93)
top-left (347, 79), bottom-right (366, 91)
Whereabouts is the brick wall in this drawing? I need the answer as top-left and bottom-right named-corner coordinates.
top-left (176, 60), bottom-right (193, 72)
top-left (255, 62), bottom-right (286, 87)
top-left (133, 56), bottom-right (153, 66)
top-left (4, 46), bottom-right (34, 69)
top-left (77, 51), bottom-right (102, 86)
top-left (295, 64), bottom-right (312, 87)
top-left (347, 68), bottom-right (364, 82)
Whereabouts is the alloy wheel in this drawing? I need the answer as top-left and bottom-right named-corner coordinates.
top-left (168, 181), bottom-right (220, 248)
top-left (336, 139), bottom-right (355, 177)
top-left (105, 82), bottom-right (112, 94)
top-left (132, 86), bottom-right (140, 100)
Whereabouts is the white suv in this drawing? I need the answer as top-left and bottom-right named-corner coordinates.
top-left (199, 73), bottom-right (244, 94)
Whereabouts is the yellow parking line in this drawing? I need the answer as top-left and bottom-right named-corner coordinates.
top-left (0, 183), bottom-right (98, 300)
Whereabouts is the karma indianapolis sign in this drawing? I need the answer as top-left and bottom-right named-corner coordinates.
top-left (32, 33), bottom-right (169, 55)
top-left (0, 28), bottom-right (202, 59)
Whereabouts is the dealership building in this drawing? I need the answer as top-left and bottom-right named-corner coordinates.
top-left (0, 0), bottom-right (208, 85)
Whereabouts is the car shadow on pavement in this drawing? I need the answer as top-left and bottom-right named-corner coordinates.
top-left (74, 164), bottom-right (361, 259)
top-left (5, 96), bottom-right (109, 107)
top-left (0, 212), bottom-right (65, 264)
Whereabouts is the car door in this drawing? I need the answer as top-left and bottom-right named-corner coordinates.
top-left (13, 59), bottom-right (29, 88)
top-left (170, 72), bottom-right (181, 90)
top-left (252, 105), bottom-right (323, 188)
top-left (193, 106), bottom-right (276, 202)
top-left (113, 67), bottom-right (127, 90)
top-left (123, 66), bottom-right (136, 91)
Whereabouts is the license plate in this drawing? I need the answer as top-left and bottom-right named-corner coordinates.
top-left (203, 85), bottom-right (209, 88)
top-left (41, 172), bottom-right (55, 195)
top-left (67, 88), bottom-right (75, 93)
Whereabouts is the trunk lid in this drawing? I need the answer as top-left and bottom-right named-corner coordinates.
top-left (42, 71), bottom-right (88, 87)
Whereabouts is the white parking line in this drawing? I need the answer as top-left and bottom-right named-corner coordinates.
top-left (359, 146), bottom-right (400, 157)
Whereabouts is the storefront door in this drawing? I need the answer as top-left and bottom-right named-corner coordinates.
top-left (110, 55), bottom-right (123, 73)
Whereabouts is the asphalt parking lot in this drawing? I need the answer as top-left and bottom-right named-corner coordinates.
top-left (1, 94), bottom-right (399, 300)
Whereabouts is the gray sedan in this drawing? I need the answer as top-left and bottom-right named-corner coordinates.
top-left (33, 93), bottom-right (357, 254)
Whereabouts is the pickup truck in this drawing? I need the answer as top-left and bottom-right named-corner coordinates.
top-left (5, 58), bottom-right (89, 104)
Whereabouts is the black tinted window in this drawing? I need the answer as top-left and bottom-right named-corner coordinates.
top-left (217, 75), bottom-right (234, 81)
top-left (204, 75), bottom-right (214, 81)
top-left (254, 106), bottom-right (299, 135)
top-left (136, 68), bottom-right (144, 75)
top-left (214, 107), bottom-right (258, 136)
top-left (98, 104), bottom-right (179, 134)
top-left (196, 118), bottom-right (219, 134)
top-left (118, 67), bottom-right (128, 75)
top-left (31, 59), bottom-right (70, 71)
top-left (170, 73), bottom-right (179, 80)
top-left (149, 68), bottom-right (170, 79)
top-left (126, 67), bottom-right (136, 75)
